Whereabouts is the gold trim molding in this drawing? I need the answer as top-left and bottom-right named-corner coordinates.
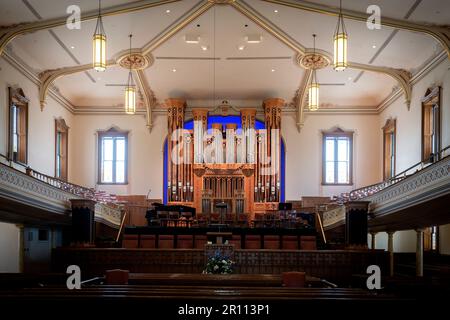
top-left (0, 0), bottom-right (182, 56)
top-left (295, 69), bottom-right (312, 131)
top-left (231, 1), bottom-right (306, 54)
top-left (349, 62), bottom-right (412, 110)
top-left (12, 0), bottom-right (420, 132)
top-left (296, 52), bottom-right (330, 70)
top-left (208, 0), bottom-right (236, 3)
top-left (260, 0), bottom-right (450, 60)
top-left (135, 70), bottom-right (157, 132)
top-left (231, 1), bottom-right (413, 131)
top-left (38, 60), bottom-right (118, 110)
top-left (117, 52), bottom-right (153, 70)
top-left (142, 1), bottom-right (214, 55)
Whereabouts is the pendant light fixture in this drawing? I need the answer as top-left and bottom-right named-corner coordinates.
top-left (308, 34), bottom-right (319, 111)
top-left (333, 0), bottom-right (348, 71)
top-left (93, 0), bottom-right (107, 71)
top-left (124, 34), bottom-right (136, 115)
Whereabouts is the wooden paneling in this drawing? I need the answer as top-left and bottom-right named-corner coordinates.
top-left (301, 196), bottom-right (331, 208)
top-left (52, 248), bottom-right (388, 285)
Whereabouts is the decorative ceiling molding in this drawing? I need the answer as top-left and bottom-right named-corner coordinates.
top-left (233, 1), bottom-right (413, 113)
top-left (208, 0), bottom-right (236, 3)
top-left (38, 60), bottom-right (118, 110)
top-left (135, 69), bottom-right (157, 131)
top-left (0, 0), bottom-right (183, 56)
top-left (142, 1), bottom-right (214, 55)
top-left (231, 0), bottom-right (306, 54)
top-left (260, 0), bottom-right (450, 60)
top-left (348, 62), bottom-right (412, 110)
top-left (36, 0), bottom-right (212, 116)
top-left (5, 0), bottom-right (435, 129)
top-left (117, 52), bottom-right (153, 70)
top-left (296, 52), bottom-right (330, 70)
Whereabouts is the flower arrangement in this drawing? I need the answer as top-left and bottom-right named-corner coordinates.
top-left (203, 251), bottom-right (234, 274)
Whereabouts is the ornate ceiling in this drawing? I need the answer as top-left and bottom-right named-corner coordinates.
top-left (0, 0), bottom-right (449, 131)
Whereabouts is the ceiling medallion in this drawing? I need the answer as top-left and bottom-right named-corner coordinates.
top-left (118, 53), bottom-right (153, 70)
top-left (297, 52), bottom-right (330, 70)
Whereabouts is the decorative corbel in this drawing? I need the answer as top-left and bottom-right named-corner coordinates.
top-left (295, 70), bottom-right (312, 132)
top-left (38, 60), bottom-right (117, 110)
top-left (349, 63), bottom-right (412, 110)
top-left (135, 69), bottom-right (156, 132)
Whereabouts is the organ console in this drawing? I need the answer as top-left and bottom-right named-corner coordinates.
top-left (165, 98), bottom-right (285, 222)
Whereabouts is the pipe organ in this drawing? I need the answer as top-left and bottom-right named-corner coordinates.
top-left (166, 98), bottom-right (284, 220)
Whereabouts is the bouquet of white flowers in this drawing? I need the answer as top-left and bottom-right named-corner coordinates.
top-left (203, 251), bottom-right (234, 274)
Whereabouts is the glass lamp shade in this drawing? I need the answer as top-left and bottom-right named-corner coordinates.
top-left (93, 34), bottom-right (106, 72)
top-left (308, 82), bottom-right (319, 111)
top-left (333, 32), bottom-right (347, 71)
top-left (124, 86), bottom-right (136, 114)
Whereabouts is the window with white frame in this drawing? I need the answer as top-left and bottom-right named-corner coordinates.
top-left (97, 128), bottom-right (128, 184)
top-left (322, 129), bottom-right (353, 185)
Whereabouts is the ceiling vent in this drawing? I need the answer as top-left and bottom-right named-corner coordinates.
top-left (184, 34), bottom-right (200, 44)
top-left (245, 35), bottom-right (262, 43)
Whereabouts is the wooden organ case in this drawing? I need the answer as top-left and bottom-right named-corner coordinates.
top-left (165, 98), bottom-right (284, 221)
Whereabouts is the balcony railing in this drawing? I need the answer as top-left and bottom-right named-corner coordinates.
top-left (0, 154), bottom-right (122, 227)
top-left (335, 146), bottom-right (450, 203)
top-left (323, 146), bottom-right (450, 228)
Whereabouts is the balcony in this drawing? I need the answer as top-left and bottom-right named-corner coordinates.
top-left (0, 156), bottom-right (121, 228)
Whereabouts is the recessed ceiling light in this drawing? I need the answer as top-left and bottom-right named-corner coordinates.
top-left (166, 9), bottom-right (171, 13)
top-left (372, 45), bottom-right (377, 49)
top-left (271, 69), bottom-right (275, 72)
top-left (70, 46), bottom-right (75, 49)
top-left (245, 35), bottom-right (262, 43)
top-left (238, 45), bottom-right (245, 51)
top-left (172, 69), bottom-right (177, 72)
top-left (185, 34), bottom-right (200, 44)
top-left (274, 10), bottom-right (278, 13)
top-left (201, 45), bottom-right (208, 51)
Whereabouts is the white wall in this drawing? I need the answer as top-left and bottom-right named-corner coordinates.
top-left (379, 58), bottom-right (450, 174)
top-left (374, 58), bottom-right (450, 252)
top-left (369, 230), bottom-right (416, 253)
top-left (282, 113), bottom-right (381, 200)
top-left (0, 222), bottom-right (20, 272)
top-left (69, 111), bottom-right (382, 202)
top-left (0, 57), bottom-right (74, 176)
top-left (70, 113), bottom-right (167, 199)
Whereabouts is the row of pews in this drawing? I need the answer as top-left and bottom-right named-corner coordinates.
top-left (0, 272), bottom-right (415, 315)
